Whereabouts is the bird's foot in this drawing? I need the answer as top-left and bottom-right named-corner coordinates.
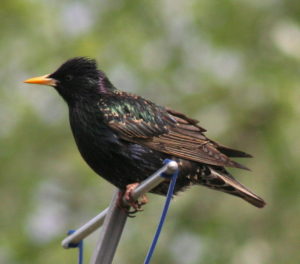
top-left (118, 183), bottom-right (149, 217)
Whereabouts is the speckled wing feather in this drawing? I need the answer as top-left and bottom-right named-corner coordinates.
top-left (98, 91), bottom-right (250, 170)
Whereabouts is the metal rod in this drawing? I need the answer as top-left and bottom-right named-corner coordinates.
top-left (90, 189), bottom-right (128, 264)
top-left (61, 208), bottom-right (109, 249)
top-left (123, 160), bottom-right (178, 205)
top-left (62, 161), bottom-right (178, 255)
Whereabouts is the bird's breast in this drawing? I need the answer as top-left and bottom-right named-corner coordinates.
top-left (69, 105), bottom-right (121, 165)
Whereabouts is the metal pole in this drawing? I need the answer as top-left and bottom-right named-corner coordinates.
top-left (62, 161), bottom-right (178, 264)
top-left (90, 189), bottom-right (128, 264)
top-left (90, 161), bottom-right (178, 264)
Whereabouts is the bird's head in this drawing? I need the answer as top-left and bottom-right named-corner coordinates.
top-left (24, 57), bottom-right (113, 104)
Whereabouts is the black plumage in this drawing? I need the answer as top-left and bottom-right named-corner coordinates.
top-left (24, 57), bottom-right (265, 208)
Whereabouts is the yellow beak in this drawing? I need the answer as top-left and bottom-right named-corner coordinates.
top-left (24, 74), bottom-right (57, 86)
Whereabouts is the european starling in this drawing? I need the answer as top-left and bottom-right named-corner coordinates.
top-left (24, 57), bottom-right (265, 208)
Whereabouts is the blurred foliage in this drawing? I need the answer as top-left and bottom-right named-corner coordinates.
top-left (1, 0), bottom-right (300, 263)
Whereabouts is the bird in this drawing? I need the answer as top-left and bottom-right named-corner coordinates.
top-left (24, 57), bottom-right (265, 209)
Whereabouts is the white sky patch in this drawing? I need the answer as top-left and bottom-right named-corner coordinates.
top-left (205, 48), bottom-right (244, 83)
top-left (25, 180), bottom-right (69, 244)
top-left (232, 239), bottom-right (271, 264)
top-left (196, 103), bottom-right (231, 138)
top-left (141, 39), bottom-right (171, 71)
top-left (21, 83), bottom-right (66, 125)
top-left (61, 3), bottom-right (94, 36)
top-left (110, 63), bottom-right (141, 92)
top-left (182, 35), bottom-right (245, 85)
top-left (169, 231), bottom-right (204, 264)
top-left (272, 20), bottom-right (300, 60)
top-left (161, 0), bottom-right (196, 45)
top-left (161, 0), bottom-right (245, 85)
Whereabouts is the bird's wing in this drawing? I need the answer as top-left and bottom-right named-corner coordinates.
top-left (98, 92), bottom-right (173, 138)
top-left (99, 92), bottom-right (250, 170)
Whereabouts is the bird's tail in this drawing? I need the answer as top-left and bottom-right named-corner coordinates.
top-left (202, 167), bottom-right (266, 208)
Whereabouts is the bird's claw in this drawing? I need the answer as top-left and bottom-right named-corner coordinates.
top-left (118, 183), bottom-right (149, 217)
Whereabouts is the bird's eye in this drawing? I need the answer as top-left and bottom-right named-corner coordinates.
top-left (65, 75), bottom-right (73, 81)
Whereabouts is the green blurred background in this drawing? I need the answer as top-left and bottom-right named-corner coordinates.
top-left (1, 0), bottom-right (299, 263)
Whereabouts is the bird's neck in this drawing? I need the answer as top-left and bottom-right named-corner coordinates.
top-left (98, 70), bottom-right (117, 93)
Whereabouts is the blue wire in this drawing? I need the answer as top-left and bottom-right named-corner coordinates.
top-left (144, 159), bottom-right (179, 264)
top-left (67, 230), bottom-right (84, 264)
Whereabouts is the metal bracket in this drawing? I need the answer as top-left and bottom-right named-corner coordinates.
top-left (61, 161), bottom-right (178, 264)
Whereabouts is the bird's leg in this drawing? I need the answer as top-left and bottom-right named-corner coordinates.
top-left (118, 183), bottom-right (149, 217)
top-left (124, 182), bottom-right (149, 210)
top-left (116, 191), bottom-right (135, 217)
